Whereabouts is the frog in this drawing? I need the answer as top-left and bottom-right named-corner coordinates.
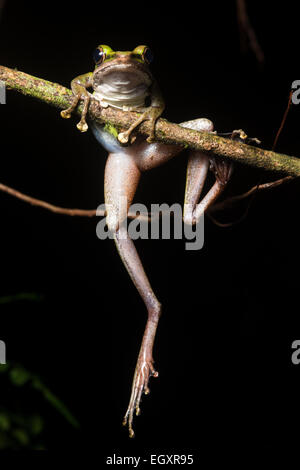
top-left (60, 44), bottom-right (164, 143)
top-left (61, 44), bottom-right (233, 438)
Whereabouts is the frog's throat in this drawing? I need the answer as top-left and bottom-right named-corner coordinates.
top-left (93, 89), bottom-right (148, 110)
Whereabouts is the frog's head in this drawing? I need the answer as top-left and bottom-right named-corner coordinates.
top-left (92, 45), bottom-right (154, 90)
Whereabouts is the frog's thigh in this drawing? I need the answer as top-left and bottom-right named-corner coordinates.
top-left (134, 118), bottom-right (213, 172)
top-left (134, 142), bottom-right (182, 172)
top-left (104, 152), bottom-right (141, 230)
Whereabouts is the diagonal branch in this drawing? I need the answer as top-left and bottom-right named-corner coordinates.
top-left (0, 65), bottom-right (300, 177)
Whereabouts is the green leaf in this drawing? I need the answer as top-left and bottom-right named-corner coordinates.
top-left (32, 378), bottom-right (79, 429)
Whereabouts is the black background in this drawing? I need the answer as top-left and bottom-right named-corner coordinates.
top-left (0, 0), bottom-right (299, 461)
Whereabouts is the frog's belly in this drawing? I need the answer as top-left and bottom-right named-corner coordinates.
top-left (90, 120), bottom-right (133, 155)
top-left (93, 83), bottom-right (148, 110)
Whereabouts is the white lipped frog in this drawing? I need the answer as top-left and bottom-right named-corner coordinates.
top-left (61, 44), bottom-right (233, 438)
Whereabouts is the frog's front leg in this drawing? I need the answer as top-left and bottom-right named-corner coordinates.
top-left (61, 72), bottom-right (93, 132)
top-left (118, 80), bottom-right (165, 144)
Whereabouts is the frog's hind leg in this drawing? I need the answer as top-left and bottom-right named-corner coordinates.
top-left (180, 119), bottom-right (234, 224)
top-left (104, 151), bottom-right (161, 438)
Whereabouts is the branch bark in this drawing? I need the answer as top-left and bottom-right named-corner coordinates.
top-left (1, 65), bottom-right (300, 177)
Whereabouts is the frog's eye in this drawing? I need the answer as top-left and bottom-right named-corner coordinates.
top-left (143, 47), bottom-right (153, 64)
top-left (133, 45), bottom-right (153, 65)
top-left (93, 44), bottom-right (115, 65)
top-left (93, 47), bottom-right (105, 65)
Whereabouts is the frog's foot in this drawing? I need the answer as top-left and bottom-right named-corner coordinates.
top-left (60, 109), bottom-right (72, 119)
top-left (118, 106), bottom-right (162, 144)
top-left (231, 129), bottom-right (261, 145)
top-left (60, 94), bottom-right (90, 133)
top-left (122, 354), bottom-right (159, 438)
top-left (76, 118), bottom-right (88, 132)
top-left (60, 95), bottom-right (80, 120)
top-left (209, 156), bottom-right (234, 186)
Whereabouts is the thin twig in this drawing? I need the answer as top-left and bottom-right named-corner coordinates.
top-left (0, 182), bottom-right (152, 221)
top-left (210, 176), bottom-right (294, 213)
top-left (236, 0), bottom-right (265, 63)
top-left (272, 90), bottom-right (293, 151)
top-left (0, 174), bottom-right (295, 226)
top-left (209, 87), bottom-right (295, 219)
top-left (0, 183), bottom-right (97, 217)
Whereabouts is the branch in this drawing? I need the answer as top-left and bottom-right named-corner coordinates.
top-left (1, 65), bottom-right (300, 177)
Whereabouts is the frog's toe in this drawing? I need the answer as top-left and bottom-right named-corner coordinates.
top-left (100, 99), bottom-right (109, 108)
top-left (146, 134), bottom-right (155, 143)
top-left (77, 121), bottom-right (88, 132)
top-left (146, 126), bottom-right (156, 143)
top-left (118, 131), bottom-right (129, 144)
top-left (122, 357), bottom-right (158, 438)
top-left (60, 109), bottom-right (71, 119)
